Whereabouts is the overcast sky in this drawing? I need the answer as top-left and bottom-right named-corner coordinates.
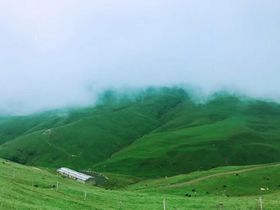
top-left (0, 0), bottom-right (280, 115)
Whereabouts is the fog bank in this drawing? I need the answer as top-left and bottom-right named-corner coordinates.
top-left (0, 0), bottom-right (280, 115)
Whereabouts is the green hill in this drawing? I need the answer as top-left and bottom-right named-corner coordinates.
top-left (0, 88), bottom-right (186, 169)
top-left (94, 93), bottom-right (280, 177)
top-left (1, 87), bottom-right (280, 179)
top-left (1, 158), bottom-right (280, 209)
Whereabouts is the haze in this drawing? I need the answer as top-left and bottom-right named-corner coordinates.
top-left (0, 0), bottom-right (280, 115)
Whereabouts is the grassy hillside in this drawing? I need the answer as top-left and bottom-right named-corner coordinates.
top-left (94, 95), bottom-right (280, 177)
top-left (0, 88), bottom-right (186, 169)
top-left (0, 112), bottom-right (68, 144)
top-left (1, 87), bottom-right (280, 179)
top-left (1, 158), bottom-right (280, 209)
top-left (128, 163), bottom-right (280, 197)
top-left (0, 158), bottom-right (187, 210)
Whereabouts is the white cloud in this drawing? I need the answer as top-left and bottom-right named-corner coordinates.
top-left (0, 0), bottom-right (280, 115)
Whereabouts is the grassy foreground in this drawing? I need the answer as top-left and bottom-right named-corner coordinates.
top-left (1, 158), bottom-right (280, 209)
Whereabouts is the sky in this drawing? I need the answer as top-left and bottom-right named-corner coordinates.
top-left (0, 0), bottom-right (280, 115)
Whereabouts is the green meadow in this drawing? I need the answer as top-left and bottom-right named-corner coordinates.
top-left (1, 158), bottom-right (280, 209)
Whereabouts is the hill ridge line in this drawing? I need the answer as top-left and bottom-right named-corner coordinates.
top-left (108, 99), bottom-right (186, 158)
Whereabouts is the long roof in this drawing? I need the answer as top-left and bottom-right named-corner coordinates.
top-left (57, 167), bottom-right (93, 181)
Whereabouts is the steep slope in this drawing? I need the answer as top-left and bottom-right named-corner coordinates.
top-left (0, 88), bottom-right (186, 169)
top-left (0, 112), bottom-right (69, 144)
top-left (94, 95), bottom-right (280, 177)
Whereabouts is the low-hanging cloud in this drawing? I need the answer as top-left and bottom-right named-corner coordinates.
top-left (0, 0), bottom-right (280, 115)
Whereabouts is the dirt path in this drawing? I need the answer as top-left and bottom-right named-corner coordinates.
top-left (170, 163), bottom-right (280, 188)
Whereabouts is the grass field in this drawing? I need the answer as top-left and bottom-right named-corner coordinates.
top-left (1, 158), bottom-right (280, 209)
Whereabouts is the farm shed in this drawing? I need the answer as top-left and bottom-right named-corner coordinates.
top-left (57, 167), bottom-right (93, 183)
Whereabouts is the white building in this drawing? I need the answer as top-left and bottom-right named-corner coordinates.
top-left (57, 167), bottom-right (93, 183)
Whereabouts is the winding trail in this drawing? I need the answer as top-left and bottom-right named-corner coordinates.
top-left (170, 163), bottom-right (280, 188)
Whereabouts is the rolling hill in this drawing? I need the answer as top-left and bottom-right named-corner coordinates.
top-left (95, 94), bottom-right (280, 177)
top-left (0, 88), bottom-right (186, 169)
top-left (0, 87), bottom-right (280, 179)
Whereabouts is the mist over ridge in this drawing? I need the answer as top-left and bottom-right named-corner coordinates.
top-left (0, 0), bottom-right (280, 115)
top-left (1, 84), bottom-right (279, 117)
